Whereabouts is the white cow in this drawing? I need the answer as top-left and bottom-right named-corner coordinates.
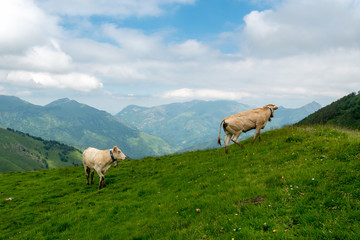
top-left (218, 104), bottom-right (278, 153)
top-left (82, 146), bottom-right (127, 190)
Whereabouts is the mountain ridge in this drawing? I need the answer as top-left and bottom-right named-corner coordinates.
top-left (0, 95), bottom-right (322, 157)
top-left (0, 95), bottom-right (172, 158)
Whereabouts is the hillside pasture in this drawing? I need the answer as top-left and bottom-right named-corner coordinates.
top-left (1, 125), bottom-right (360, 239)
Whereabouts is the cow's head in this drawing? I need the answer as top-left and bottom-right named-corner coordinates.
top-left (264, 104), bottom-right (278, 120)
top-left (112, 146), bottom-right (127, 167)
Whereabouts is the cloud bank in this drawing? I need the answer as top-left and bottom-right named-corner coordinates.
top-left (0, 0), bottom-right (360, 112)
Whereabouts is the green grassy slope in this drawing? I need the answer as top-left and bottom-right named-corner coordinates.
top-left (1, 125), bottom-right (360, 239)
top-left (298, 91), bottom-right (360, 129)
top-left (0, 128), bottom-right (82, 173)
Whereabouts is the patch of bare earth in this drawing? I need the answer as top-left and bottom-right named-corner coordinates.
top-left (237, 196), bottom-right (267, 205)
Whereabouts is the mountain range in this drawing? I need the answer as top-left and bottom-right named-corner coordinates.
top-left (117, 100), bottom-right (321, 151)
top-left (0, 95), bottom-right (321, 158)
top-left (0, 95), bottom-right (172, 158)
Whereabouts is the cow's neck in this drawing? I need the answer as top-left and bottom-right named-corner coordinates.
top-left (109, 149), bottom-right (118, 167)
top-left (267, 107), bottom-right (273, 122)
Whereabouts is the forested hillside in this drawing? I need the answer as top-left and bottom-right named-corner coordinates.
top-left (0, 127), bottom-right (82, 172)
top-left (298, 92), bottom-right (360, 129)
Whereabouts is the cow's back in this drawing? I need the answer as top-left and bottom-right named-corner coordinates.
top-left (226, 115), bottom-right (255, 132)
top-left (225, 108), bottom-right (261, 120)
top-left (83, 147), bottom-right (105, 168)
top-left (224, 108), bottom-right (268, 132)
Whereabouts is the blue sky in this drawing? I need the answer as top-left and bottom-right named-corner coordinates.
top-left (118, 1), bottom-right (253, 40)
top-left (62, 1), bottom-right (262, 51)
top-left (1, 0), bottom-right (360, 113)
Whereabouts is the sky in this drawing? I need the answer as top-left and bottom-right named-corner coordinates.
top-left (1, 0), bottom-right (360, 114)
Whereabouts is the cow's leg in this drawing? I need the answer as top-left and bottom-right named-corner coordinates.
top-left (84, 166), bottom-right (90, 185)
top-left (95, 169), bottom-right (104, 190)
top-left (98, 178), bottom-right (103, 190)
top-left (224, 134), bottom-right (231, 154)
top-left (251, 126), bottom-right (261, 144)
top-left (102, 171), bottom-right (106, 188)
top-left (90, 170), bottom-right (95, 185)
top-left (231, 132), bottom-right (244, 149)
top-left (102, 178), bottom-right (106, 188)
top-left (98, 174), bottom-right (104, 190)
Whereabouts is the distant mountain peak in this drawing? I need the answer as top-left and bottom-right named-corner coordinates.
top-left (303, 101), bottom-right (321, 112)
top-left (306, 101), bottom-right (321, 106)
top-left (45, 98), bottom-right (81, 107)
top-left (46, 98), bottom-right (70, 105)
top-left (58, 97), bottom-right (71, 102)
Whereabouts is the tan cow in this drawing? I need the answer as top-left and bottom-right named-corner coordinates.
top-left (82, 146), bottom-right (127, 190)
top-left (218, 104), bottom-right (278, 153)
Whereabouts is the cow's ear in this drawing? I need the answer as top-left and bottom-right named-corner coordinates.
top-left (113, 146), bottom-right (118, 151)
top-left (274, 106), bottom-right (278, 110)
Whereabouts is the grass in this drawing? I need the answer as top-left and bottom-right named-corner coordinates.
top-left (1, 125), bottom-right (360, 239)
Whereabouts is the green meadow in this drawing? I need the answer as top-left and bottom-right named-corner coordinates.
top-left (1, 125), bottom-right (360, 239)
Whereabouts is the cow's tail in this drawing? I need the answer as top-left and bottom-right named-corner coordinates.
top-left (218, 119), bottom-right (225, 146)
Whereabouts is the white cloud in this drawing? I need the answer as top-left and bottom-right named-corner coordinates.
top-left (21, 41), bottom-right (72, 71)
top-left (169, 39), bottom-right (221, 60)
top-left (61, 27), bottom-right (221, 84)
top-left (0, 41), bottom-right (73, 72)
top-left (63, 39), bottom-right (127, 63)
top-left (5, 71), bottom-right (103, 92)
top-left (154, 44), bottom-right (360, 106)
top-left (58, 26), bottom-right (360, 107)
top-left (162, 88), bottom-right (251, 100)
top-left (242, 0), bottom-right (360, 57)
top-left (0, 0), bottom-right (60, 54)
top-left (102, 25), bottom-right (164, 56)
